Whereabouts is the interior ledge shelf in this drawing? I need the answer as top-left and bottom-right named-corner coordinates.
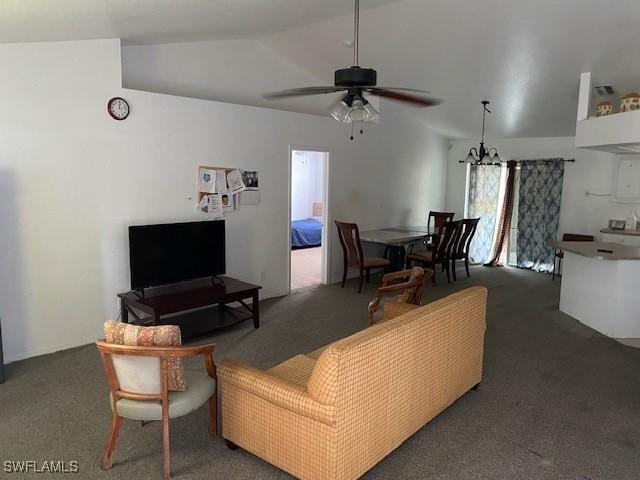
top-left (576, 109), bottom-right (640, 153)
top-left (575, 72), bottom-right (640, 153)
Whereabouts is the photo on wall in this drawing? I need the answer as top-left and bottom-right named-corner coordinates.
top-left (242, 170), bottom-right (259, 191)
top-left (197, 193), bottom-right (223, 218)
top-left (226, 169), bottom-right (246, 194)
top-left (222, 193), bottom-right (239, 213)
top-left (198, 168), bottom-right (217, 193)
top-left (240, 170), bottom-right (260, 205)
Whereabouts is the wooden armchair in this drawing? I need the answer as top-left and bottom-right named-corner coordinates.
top-left (96, 341), bottom-right (217, 480)
top-left (367, 267), bottom-right (431, 325)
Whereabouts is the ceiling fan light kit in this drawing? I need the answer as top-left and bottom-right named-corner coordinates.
top-left (330, 95), bottom-right (379, 123)
top-left (461, 101), bottom-right (502, 166)
top-left (263, 0), bottom-right (441, 140)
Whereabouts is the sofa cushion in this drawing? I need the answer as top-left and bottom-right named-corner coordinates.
top-left (267, 355), bottom-right (316, 386)
top-left (104, 320), bottom-right (186, 391)
top-left (307, 346), bottom-right (340, 405)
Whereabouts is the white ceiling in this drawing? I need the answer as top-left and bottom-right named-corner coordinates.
top-left (261, 0), bottom-right (640, 138)
top-left (4, 0), bottom-right (640, 139)
top-left (0, 0), bottom-right (398, 44)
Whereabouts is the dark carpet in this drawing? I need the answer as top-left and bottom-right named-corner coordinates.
top-left (1, 266), bottom-right (639, 480)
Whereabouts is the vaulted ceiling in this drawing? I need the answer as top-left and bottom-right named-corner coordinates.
top-left (0, 0), bottom-right (399, 44)
top-left (4, 0), bottom-right (640, 139)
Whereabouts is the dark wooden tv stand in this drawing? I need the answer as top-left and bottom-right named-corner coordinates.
top-left (117, 276), bottom-right (262, 338)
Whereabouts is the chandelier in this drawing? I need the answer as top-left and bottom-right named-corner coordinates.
top-left (462, 101), bottom-right (501, 165)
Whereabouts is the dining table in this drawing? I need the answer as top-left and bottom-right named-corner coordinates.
top-left (359, 226), bottom-right (435, 270)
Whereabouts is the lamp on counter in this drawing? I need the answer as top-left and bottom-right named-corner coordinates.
top-left (461, 101), bottom-right (502, 166)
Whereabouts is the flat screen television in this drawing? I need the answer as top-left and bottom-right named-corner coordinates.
top-left (128, 220), bottom-right (225, 289)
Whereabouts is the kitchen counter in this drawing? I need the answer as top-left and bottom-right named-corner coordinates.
top-left (550, 240), bottom-right (640, 260)
top-left (553, 240), bottom-right (640, 340)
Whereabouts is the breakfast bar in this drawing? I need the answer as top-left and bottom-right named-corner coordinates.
top-left (551, 241), bottom-right (640, 340)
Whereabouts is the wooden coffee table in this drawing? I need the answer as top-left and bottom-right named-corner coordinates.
top-left (117, 276), bottom-right (262, 339)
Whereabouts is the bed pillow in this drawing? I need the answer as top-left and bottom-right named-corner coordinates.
top-left (104, 321), bottom-right (186, 392)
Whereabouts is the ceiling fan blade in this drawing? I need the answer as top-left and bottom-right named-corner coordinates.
top-left (366, 88), bottom-right (442, 107)
top-left (373, 87), bottom-right (432, 94)
top-left (263, 86), bottom-right (346, 99)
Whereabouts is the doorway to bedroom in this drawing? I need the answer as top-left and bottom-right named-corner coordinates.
top-left (289, 148), bottom-right (329, 291)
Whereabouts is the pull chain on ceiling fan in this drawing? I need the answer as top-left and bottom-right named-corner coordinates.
top-left (263, 0), bottom-right (442, 140)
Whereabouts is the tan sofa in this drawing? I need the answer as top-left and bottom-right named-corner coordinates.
top-left (219, 286), bottom-right (487, 480)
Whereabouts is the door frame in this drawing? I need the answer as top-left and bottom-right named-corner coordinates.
top-left (287, 145), bottom-right (331, 293)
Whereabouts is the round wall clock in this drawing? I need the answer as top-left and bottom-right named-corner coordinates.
top-left (107, 97), bottom-right (130, 120)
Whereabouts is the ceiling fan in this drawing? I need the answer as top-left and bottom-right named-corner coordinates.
top-left (263, 0), bottom-right (441, 139)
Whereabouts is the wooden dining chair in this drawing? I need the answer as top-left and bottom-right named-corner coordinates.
top-left (552, 233), bottom-right (594, 280)
top-left (450, 218), bottom-right (480, 281)
top-left (426, 211), bottom-right (455, 248)
top-left (406, 220), bottom-right (460, 285)
top-left (335, 220), bottom-right (391, 293)
top-left (96, 340), bottom-right (217, 480)
top-left (367, 267), bottom-right (432, 325)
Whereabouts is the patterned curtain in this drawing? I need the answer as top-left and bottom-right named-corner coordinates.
top-left (467, 164), bottom-right (501, 264)
top-left (486, 160), bottom-right (517, 266)
top-left (516, 160), bottom-right (564, 272)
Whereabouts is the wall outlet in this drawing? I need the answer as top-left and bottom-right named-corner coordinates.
top-left (259, 271), bottom-right (266, 281)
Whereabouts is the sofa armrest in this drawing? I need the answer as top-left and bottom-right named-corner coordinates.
top-left (219, 359), bottom-right (336, 426)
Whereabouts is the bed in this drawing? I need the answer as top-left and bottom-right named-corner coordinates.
top-left (291, 218), bottom-right (323, 249)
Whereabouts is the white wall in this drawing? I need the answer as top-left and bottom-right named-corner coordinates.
top-left (121, 39), bottom-right (335, 117)
top-left (291, 150), bottom-right (324, 221)
top-left (0, 39), bottom-right (447, 362)
top-left (0, 39), bottom-right (122, 364)
top-left (445, 136), bottom-right (635, 238)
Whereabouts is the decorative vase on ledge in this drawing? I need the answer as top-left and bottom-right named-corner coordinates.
top-left (596, 101), bottom-right (613, 117)
top-left (620, 93), bottom-right (640, 113)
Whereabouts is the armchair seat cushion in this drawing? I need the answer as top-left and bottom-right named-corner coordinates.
top-left (363, 256), bottom-right (391, 268)
top-left (110, 369), bottom-right (215, 421)
top-left (267, 354), bottom-right (316, 386)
